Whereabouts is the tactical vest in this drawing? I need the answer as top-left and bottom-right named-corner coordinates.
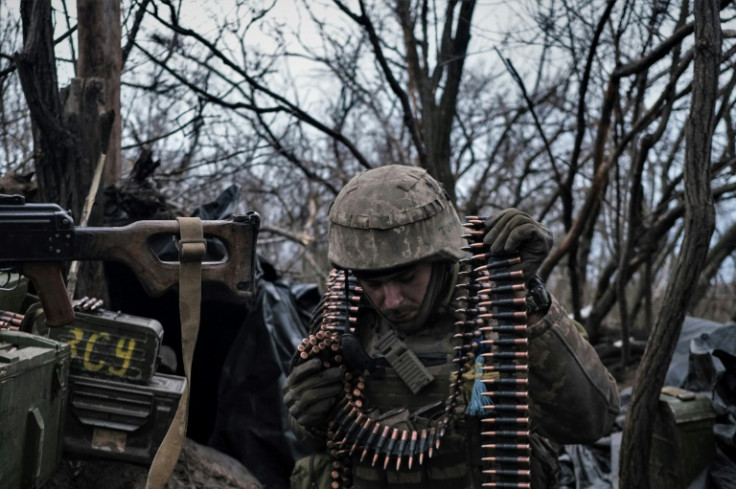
top-left (349, 310), bottom-right (482, 489)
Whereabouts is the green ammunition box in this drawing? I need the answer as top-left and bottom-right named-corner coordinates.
top-left (0, 331), bottom-right (70, 489)
top-left (63, 372), bottom-right (186, 464)
top-left (649, 386), bottom-right (716, 489)
top-left (46, 309), bottom-right (163, 385)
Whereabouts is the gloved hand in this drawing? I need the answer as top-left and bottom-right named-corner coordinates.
top-left (483, 208), bottom-right (553, 281)
top-left (283, 357), bottom-right (344, 428)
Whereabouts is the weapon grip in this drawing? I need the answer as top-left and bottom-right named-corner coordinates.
top-left (21, 262), bottom-right (75, 327)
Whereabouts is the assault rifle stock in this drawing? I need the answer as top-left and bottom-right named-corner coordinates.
top-left (0, 194), bottom-right (260, 327)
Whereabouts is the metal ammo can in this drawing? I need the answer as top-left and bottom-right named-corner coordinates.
top-left (45, 308), bottom-right (164, 385)
top-left (0, 330), bottom-right (70, 489)
top-left (649, 386), bottom-right (716, 489)
top-left (39, 307), bottom-right (185, 464)
top-left (62, 372), bottom-right (186, 464)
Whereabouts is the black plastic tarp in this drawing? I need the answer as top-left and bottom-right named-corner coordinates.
top-left (186, 185), bottom-right (320, 489)
top-left (208, 257), bottom-right (318, 489)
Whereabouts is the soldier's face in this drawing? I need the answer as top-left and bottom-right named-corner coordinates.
top-left (357, 262), bottom-right (433, 324)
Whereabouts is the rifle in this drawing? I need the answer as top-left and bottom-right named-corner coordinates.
top-left (0, 194), bottom-right (260, 327)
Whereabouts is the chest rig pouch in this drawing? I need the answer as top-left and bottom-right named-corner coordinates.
top-left (372, 328), bottom-right (435, 395)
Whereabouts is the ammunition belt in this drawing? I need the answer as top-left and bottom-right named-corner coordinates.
top-left (296, 269), bottom-right (466, 488)
top-left (458, 216), bottom-right (531, 488)
top-left (0, 310), bottom-right (23, 331)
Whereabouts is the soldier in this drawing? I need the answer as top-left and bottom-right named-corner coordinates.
top-left (284, 165), bottom-right (620, 488)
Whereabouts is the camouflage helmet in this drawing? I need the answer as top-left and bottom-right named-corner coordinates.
top-left (328, 165), bottom-right (466, 271)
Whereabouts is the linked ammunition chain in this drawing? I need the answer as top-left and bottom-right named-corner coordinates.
top-left (295, 269), bottom-right (464, 488)
top-left (458, 216), bottom-right (531, 488)
top-left (0, 309), bottom-right (24, 331)
top-left (295, 269), bottom-right (363, 489)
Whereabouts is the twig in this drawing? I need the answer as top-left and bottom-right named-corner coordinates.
top-left (65, 152), bottom-right (107, 299)
top-left (494, 48), bottom-right (561, 184)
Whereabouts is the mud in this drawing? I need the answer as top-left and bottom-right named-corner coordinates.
top-left (42, 438), bottom-right (263, 489)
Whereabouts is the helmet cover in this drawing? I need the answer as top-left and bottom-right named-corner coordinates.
top-left (328, 165), bottom-right (465, 271)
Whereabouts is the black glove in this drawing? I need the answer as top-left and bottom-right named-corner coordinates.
top-left (283, 357), bottom-right (344, 428)
top-left (483, 208), bottom-right (553, 282)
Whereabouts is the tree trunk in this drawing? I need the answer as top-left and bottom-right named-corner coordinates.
top-left (14, 0), bottom-right (71, 207)
top-left (61, 77), bottom-right (114, 300)
top-left (15, 0), bottom-right (114, 301)
top-left (618, 0), bottom-right (720, 487)
top-left (72, 0), bottom-right (121, 301)
top-left (77, 0), bottom-right (121, 186)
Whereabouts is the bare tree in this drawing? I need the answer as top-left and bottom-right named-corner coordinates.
top-left (620, 0), bottom-right (720, 486)
top-left (77, 0), bottom-right (122, 184)
top-left (523, 0), bottom-right (736, 345)
top-left (5, 0), bottom-right (736, 327)
top-left (0, 1), bottom-right (34, 192)
top-left (11, 0), bottom-right (116, 300)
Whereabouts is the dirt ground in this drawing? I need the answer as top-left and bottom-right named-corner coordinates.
top-left (42, 438), bottom-right (263, 489)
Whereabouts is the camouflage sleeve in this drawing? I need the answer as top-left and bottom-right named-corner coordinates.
top-left (527, 295), bottom-right (620, 445)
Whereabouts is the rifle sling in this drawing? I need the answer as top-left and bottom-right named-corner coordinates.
top-left (145, 217), bottom-right (205, 489)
